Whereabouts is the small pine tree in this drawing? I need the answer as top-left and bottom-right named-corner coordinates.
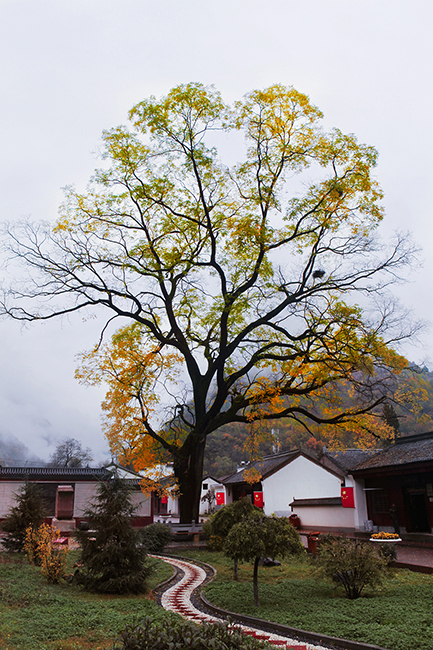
top-left (1, 481), bottom-right (46, 552)
top-left (74, 472), bottom-right (151, 594)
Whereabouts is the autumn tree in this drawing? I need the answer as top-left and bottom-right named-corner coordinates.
top-left (48, 437), bottom-right (92, 467)
top-left (1, 84), bottom-right (417, 523)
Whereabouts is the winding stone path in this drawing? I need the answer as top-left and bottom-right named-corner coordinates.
top-left (155, 555), bottom-right (329, 650)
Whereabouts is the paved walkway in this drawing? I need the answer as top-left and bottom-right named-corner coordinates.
top-left (156, 555), bottom-right (327, 650)
top-left (395, 544), bottom-right (433, 570)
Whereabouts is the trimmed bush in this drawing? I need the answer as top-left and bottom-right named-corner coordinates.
top-left (139, 523), bottom-right (173, 553)
top-left (317, 534), bottom-right (388, 599)
top-left (114, 615), bottom-right (270, 650)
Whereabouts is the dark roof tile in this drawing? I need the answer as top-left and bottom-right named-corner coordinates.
top-left (353, 431), bottom-right (433, 471)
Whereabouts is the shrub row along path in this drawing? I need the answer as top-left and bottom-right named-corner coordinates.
top-left (154, 555), bottom-right (325, 650)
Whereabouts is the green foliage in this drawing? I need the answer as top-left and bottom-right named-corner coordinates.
top-left (139, 522), bottom-right (173, 553)
top-left (113, 615), bottom-right (270, 650)
top-left (316, 535), bottom-right (387, 599)
top-left (204, 497), bottom-right (260, 542)
top-left (205, 535), bottom-right (225, 551)
top-left (1, 480), bottom-right (46, 552)
top-left (224, 515), bottom-right (304, 564)
top-left (181, 550), bottom-right (433, 650)
top-left (224, 514), bottom-right (304, 606)
top-left (0, 551), bottom-right (177, 650)
top-left (74, 473), bottom-right (151, 594)
top-left (377, 542), bottom-right (398, 564)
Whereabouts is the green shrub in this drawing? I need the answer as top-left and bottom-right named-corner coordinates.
top-left (74, 472), bottom-right (151, 594)
top-left (139, 523), bottom-right (173, 553)
top-left (317, 534), bottom-right (387, 599)
top-left (206, 534), bottom-right (224, 551)
top-left (113, 615), bottom-right (270, 650)
top-left (377, 542), bottom-right (398, 565)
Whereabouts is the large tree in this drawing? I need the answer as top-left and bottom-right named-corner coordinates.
top-left (48, 437), bottom-right (93, 467)
top-left (2, 84), bottom-right (416, 522)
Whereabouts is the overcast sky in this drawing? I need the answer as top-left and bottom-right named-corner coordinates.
top-left (0, 0), bottom-right (432, 464)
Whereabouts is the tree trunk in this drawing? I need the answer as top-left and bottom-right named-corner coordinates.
top-left (253, 557), bottom-right (260, 607)
top-left (174, 436), bottom-right (207, 524)
top-left (253, 556), bottom-right (260, 607)
top-left (233, 558), bottom-right (238, 581)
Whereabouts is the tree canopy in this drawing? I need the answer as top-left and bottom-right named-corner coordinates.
top-left (1, 83), bottom-right (417, 522)
top-left (224, 514), bottom-right (304, 606)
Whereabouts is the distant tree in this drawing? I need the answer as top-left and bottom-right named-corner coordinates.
top-left (48, 438), bottom-right (92, 468)
top-left (382, 402), bottom-right (400, 437)
top-left (74, 472), bottom-right (151, 594)
top-left (1, 481), bottom-right (46, 552)
top-left (224, 514), bottom-right (304, 605)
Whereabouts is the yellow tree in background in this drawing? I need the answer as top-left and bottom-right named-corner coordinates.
top-left (2, 84), bottom-right (418, 521)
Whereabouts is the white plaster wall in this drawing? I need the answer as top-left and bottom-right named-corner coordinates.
top-left (0, 481), bottom-right (24, 517)
top-left (292, 505), bottom-right (356, 529)
top-left (263, 456), bottom-right (342, 517)
top-left (200, 477), bottom-right (226, 515)
top-left (350, 476), bottom-right (368, 531)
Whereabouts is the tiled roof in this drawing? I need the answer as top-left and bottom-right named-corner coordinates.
top-left (220, 450), bottom-right (302, 485)
top-left (0, 466), bottom-right (143, 485)
top-left (352, 431), bottom-right (433, 472)
top-left (322, 448), bottom-right (380, 472)
top-left (0, 466), bottom-right (109, 479)
top-left (290, 497), bottom-right (342, 507)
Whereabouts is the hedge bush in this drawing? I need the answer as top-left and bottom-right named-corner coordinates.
top-left (139, 523), bottom-right (173, 553)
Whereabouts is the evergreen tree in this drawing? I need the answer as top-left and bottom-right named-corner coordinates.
top-left (74, 472), bottom-right (151, 594)
top-left (1, 480), bottom-right (46, 552)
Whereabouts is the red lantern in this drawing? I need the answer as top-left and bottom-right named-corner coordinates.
top-left (254, 492), bottom-right (264, 508)
top-left (341, 487), bottom-right (355, 508)
top-left (216, 492), bottom-right (225, 505)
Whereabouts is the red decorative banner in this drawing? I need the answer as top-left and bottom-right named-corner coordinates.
top-left (160, 495), bottom-right (168, 504)
top-left (341, 487), bottom-right (355, 508)
top-left (216, 492), bottom-right (225, 505)
top-left (254, 491), bottom-right (264, 508)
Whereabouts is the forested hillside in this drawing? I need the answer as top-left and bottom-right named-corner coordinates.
top-left (203, 365), bottom-right (433, 478)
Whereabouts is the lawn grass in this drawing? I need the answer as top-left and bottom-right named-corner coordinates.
top-left (175, 549), bottom-right (433, 650)
top-left (0, 550), bottom-right (176, 650)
